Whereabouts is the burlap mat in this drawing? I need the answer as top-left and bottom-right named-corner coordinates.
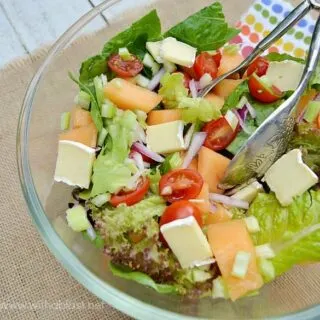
top-left (1, 1), bottom-right (318, 320)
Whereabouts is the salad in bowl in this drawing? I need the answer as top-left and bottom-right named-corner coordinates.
top-left (53, 2), bottom-right (320, 302)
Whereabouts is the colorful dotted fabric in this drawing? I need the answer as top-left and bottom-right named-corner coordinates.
top-left (230, 0), bottom-right (316, 58)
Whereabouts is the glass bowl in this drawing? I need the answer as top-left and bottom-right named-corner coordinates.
top-left (17, 0), bottom-right (320, 319)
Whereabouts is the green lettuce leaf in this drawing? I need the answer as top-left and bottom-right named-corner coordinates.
top-left (79, 55), bottom-right (108, 83)
top-left (68, 72), bottom-right (103, 132)
top-left (109, 262), bottom-right (179, 294)
top-left (159, 73), bottom-right (188, 109)
top-left (264, 52), bottom-right (305, 64)
top-left (248, 191), bottom-right (320, 277)
top-left (221, 81), bottom-right (249, 114)
top-left (309, 62), bottom-right (320, 91)
top-left (288, 123), bottom-right (320, 175)
top-left (180, 97), bottom-right (221, 123)
top-left (91, 154), bottom-right (132, 196)
top-left (164, 2), bottom-right (239, 51)
top-left (101, 10), bottom-right (161, 59)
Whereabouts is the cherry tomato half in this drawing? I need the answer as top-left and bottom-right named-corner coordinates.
top-left (174, 72), bottom-right (191, 89)
top-left (248, 73), bottom-right (283, 103)
top-left (108, 54), bottom-right (143, 78)
top-left (246, 57), bottom-right (269, 77)
top-left (159, 169), bottom-right (204, 203)
top-left (202, 117), bottom-right (240, 151)
top-left (110, 178), bottom-right (150, 207)
top-left (160, 200), bottom-right (203, 228)
top-left (194, 52), bottom-right (218, 79)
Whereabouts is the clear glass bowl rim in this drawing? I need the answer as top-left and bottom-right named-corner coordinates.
top-left (16, 0), bottom-right (320, 319)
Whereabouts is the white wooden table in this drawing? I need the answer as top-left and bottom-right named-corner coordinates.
top-left (0, 0), bottom-right (148, 68)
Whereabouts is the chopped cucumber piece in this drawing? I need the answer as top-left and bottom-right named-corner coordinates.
top-left (231, 251), bottom-right (251, 279)
top-left (192, 270), bottom-right (212, 282)
top-left (255, 244), bottom-right (275, 259)
top-left (143, 53), bottom-right (160, 75)
top-left (163, 60), bottom-right (177, 73)
top-left (66, 205), bottom-right (91, 232)
top-left (258, 258), bottom-right (275, 282)
top-left (212, 276), bottom-right (229, 299)
top-left (146, 41), bottom-right (163, 63)
top-left (101, 100), bottom-right (116, 118)
top-left (79, 189), bottom-right (91, 200)
top-left (94, 75), bottom-right (105, 106)
top-left (135, 74), bottom-right (150, 88)
top-left (119, 47), bottom-right (132, 61)
top-left (244, 216), bottom-right (260, 233)
top-left (134, 109), bottom-right (147, 128)
top-left (60, 112), bottom-right (71, 130)
top-left (225, 110), bottom-right (239, 131)
top-left (91, 193), bottom-right (110, 207)
top-left (97, 127), bottom-right (108, 146)
top-left (303, 101), bottom-right (320, 123)
top-left (74, 90), bottom-right (91, 110)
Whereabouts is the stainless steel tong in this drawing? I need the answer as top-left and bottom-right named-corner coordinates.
top-left (199, 0), bottom-right (320, 189)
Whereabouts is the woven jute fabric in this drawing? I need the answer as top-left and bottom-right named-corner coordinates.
top-left (0, 0), bottom-right (318, 319)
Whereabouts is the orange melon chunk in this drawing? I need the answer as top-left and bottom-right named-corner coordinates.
top-left (217, 53), bottom-right (244, 77)
top-left (104, 78), bottom-right (162, 113)
top-left (147, 109), bottom-right (182, 125)
top-left (205, 203), bottom-right (232, 225)
top-left (213, 79), bottom-right (243, 99)
top-left (207, 220), bottom-right (263, 301)
top-left (194, 182), bottom-right (211, 214)
top-left (71, 107), bottom-right (93, 128)
top-left (59, 122), bottom-right (97, 148)
top-left (198, 146), bottom-right (230, 193)
top-left (204, 93), bottom-right (225, 110)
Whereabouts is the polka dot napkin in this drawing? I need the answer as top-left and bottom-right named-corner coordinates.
top-left (230, 0), bottom-right (316, 58)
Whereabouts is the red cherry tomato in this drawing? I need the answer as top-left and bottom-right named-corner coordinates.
top-left (246, 57), bottom-right (269, 77)
top-left (211, 51), bottom-right (222, 67)
top-left (194, 52), bottom-right (218, 79)
top-left (248, 73), bottom-right (283, 103)
top-left (159, 169), bottom-right (204, 203)
top-left (182, 65), bottom-right (199, 80)
top-left (160, 200), bottom-right (203, 227)
top-left (202, 117), bottom-right (240, 151)
top-left (108, 54), bottom-right (143, 77)
top-left (174, 72), bottom-right (191, 89)
top-left (159, 200), bottom-right (203, 246)
top-left (110, 178), bottom-right (150, 207)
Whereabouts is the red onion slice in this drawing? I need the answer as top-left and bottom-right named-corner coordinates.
top-left (189, 79), bottom-right (198, 98)
top-left (183, 124), bottom-right (195, 149)
top-left (209, 193), bottom-right (249, 209)
top-left (148, 68), bottom-right (166, 91)
top-left (131, 151), bottom-right (144, 172)
top-left (233, 110), bottom-right (252, 135)
top-left (245, 101), bottom-right (256, 119)
top-left (132, 142), bottom-right (165, 163)
top-left (182, 132), bottom-right (207, 169)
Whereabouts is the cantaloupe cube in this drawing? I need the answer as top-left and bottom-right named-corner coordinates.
top-left (204, 93), bottom-right (225, 110)
top-left (207, 220), bottom-right (263, 301)
top-left (147, 109), bottom-right (182, 125)
top-left (217, 53), bottom-right (244, 77)
top-left (71, 107), bottom-right (93, 128)
top-left (104, 78), bottom-right (162, 113)
top-left (213, 79), bottom-right (243, 99)
top-left (194, 182), bottom-right (211, 214)
top-left (59, 122), bottom-right (97, 148)
top-left (205, 203), bottom-right (232, 225)
top-left (198, 146), bottom-right (230, 193)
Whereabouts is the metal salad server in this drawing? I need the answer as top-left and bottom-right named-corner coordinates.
top-left (198, 0), bottom-right (320, 189)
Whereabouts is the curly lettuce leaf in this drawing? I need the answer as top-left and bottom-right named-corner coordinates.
top-left (159, 73), bottom-right (188, 109)
top-left (102, 10), bottom-right (161, 59)
top-left (180, 97), bottom-right (221, 123)
top-left (248, 191), bottom-right (320, 277)
top-left (109, 262), bottom-right (179, 294)
top-left (288, 123), bottom-right (320, 175)
top-left (147, 167), bottom-right (162, 194)
top-left (164, 2), bottom-right (239, 51)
